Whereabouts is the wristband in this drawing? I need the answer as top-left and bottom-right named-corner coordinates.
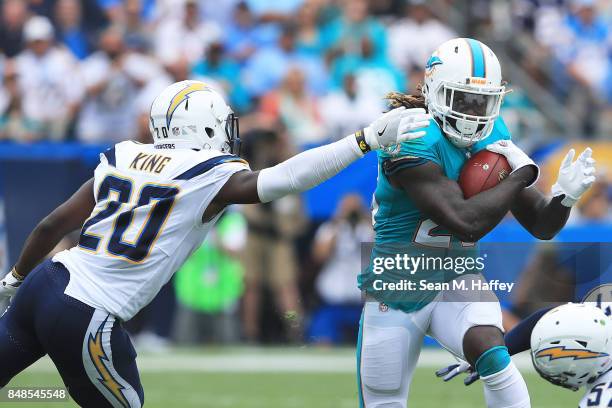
top-left (560, 195), bottom-right (577, 207)
top-left (354, 130), bottom-right (371, 155)
top-left (11, 267), bottom-right (24, 281)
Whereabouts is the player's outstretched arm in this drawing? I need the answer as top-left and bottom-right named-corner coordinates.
top-left (509, 148), bottom-right (595, 240)
top-left (0, 179), bottom-right (96, 296)
top-left (212, 108), bottom-right (430, 206)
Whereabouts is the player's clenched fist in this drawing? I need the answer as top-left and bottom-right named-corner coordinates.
top-left (361, 107), bottom-right (431, 152)
top-left (552, 147), bottom-right (596, 207)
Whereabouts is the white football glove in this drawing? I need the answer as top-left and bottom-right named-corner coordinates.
top-left (363, 107), bottom-right (430, 151)
top-left (0, 268), bottom-right (23, 300)
top-left (552, 147), bottom-right (596, 207)
top-left (486, 140), bottom-right (540, 187)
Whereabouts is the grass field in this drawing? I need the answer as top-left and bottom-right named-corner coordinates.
top-left (4, 348), bottom-right (581, 407)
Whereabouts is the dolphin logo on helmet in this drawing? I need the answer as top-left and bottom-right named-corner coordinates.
top-left (425, 55), bottom-right (443, 71)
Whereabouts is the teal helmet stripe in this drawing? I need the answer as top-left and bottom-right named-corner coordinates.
top-left (467, 39), bottom-right (486, 78)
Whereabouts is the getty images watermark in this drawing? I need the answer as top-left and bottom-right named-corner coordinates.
top-left (360, 242), bottom-right (612, 305)
top-left (369, 252), bottom-right (515, 293)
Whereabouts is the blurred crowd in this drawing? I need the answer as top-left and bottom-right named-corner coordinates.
top-left (0, 0), bottom-right (610, 347)
top-left (512, 0), bottom-right (612, 134)
top-left (0, 0), bottom-right (609, 145)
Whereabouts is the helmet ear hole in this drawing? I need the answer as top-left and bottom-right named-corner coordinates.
top-left (205, 127), bottom-right (214, 138)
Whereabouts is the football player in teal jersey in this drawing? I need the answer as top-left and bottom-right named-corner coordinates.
top-left (356, 38), bottom-right (596, 408)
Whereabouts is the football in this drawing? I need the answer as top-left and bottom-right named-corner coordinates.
top-left (458, 150), bottom-right (512, 198)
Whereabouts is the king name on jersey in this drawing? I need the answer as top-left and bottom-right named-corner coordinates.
top-left (129, 152), bottom-right (172, 174)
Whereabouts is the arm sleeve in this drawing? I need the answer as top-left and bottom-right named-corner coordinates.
top-left (257, 134), bottom-right (362, 203)
top-left (504, 306), bottom-right (554, 355)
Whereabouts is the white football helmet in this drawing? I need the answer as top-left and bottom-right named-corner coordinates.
top-left (531, 303), bottom-right (612, 391)
top-left (423, 38), bottom-right (506, 148)
top-left (149, 80), bottom-right (240, 153)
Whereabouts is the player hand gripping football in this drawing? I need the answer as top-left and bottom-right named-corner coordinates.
top-left (486, 140), bottom-right (540, 187)
top-left (252, 106), bottom-right (430, 204)
top-left (551, 147), bottom-right (596, 207)
top-left (0, 267), bottom-right (23, 300)
top-left (360, 107), bottom-right (430, 152)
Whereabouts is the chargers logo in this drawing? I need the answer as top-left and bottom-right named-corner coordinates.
top-left (166, 82), bottom-right (208, 127)
top-left (535, 346), bottom-right (609, 361)
top-left (88, 319), bottom-right (129, 408)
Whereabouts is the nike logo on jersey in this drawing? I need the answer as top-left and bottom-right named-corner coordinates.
top-left (129, 153), bottom-right (172, 174)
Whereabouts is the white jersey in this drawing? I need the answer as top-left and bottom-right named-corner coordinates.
top-left (53, 141), bottom-right (249, 320)
top-left (580, 369), bottom-right (612, 408)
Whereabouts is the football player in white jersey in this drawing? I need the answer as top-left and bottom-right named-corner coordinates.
top-left (531, 303), bottom-right (611, 408)
top-left (438, 301), bottom-right (612, 407)
top-left (581, 366), bottom-right (612, 408)
top-left (0, 80), bottom-right (430, 407)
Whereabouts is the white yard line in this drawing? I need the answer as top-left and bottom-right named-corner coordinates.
top-left (24, 348), bottom-right (535, 374)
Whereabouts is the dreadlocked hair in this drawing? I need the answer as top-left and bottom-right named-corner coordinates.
top-left (384, 84), bottom-right (427, 112)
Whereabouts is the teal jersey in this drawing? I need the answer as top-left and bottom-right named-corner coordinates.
top-left (359, 117), bottom-right (511, 312)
